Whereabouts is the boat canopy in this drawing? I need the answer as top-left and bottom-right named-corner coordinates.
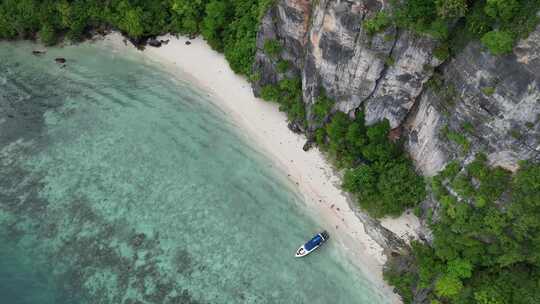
top-left (304, 234), bottom-right (323, 251)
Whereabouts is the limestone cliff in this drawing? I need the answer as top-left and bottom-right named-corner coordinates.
top-left (406, 36), bottom-right (540, 176)
top-left (252, 0), bottom-right (540, 269)
top-left (253, 0), bottom-right (539, 176)
top-left (254, 0), bottom-right (442, 129)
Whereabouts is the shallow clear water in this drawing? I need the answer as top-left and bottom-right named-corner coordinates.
top-left (0, 41), bottom-right (391, 304)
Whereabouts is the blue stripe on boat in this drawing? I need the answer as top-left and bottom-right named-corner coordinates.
top-left (304, 234), bottom-right (322, 251)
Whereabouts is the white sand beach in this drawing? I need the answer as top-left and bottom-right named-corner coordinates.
top-left (100, 32), bottom-right (421, 303)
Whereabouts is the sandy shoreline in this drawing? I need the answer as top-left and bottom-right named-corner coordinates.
top-left (100, 32), bottom-right (415, 303)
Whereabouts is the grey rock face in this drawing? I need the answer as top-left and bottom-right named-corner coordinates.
top-left (364, 30), bottom-right (442, 127)
top-left (303, 0), bottom-right (442, 128)
top-left (252, 0), bottom-right (311, 95)
top-left (253, 0), bottom-right (540, 176)
top-left (404, 89), bottom-right (449, 176)
top-left (406, 33), bottom-right (540, 176)
top-left (254, 0), bottom-right (441, 129)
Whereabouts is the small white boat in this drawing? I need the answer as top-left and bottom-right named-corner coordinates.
top-left (295, 231), bottom-right (329, 257)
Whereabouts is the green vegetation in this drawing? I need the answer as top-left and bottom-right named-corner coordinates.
top-left (313, 112), bottom-right (426, 218)
top-left (260, 77), bottom-right (306, 127)
top-left (433, 44), bottom-right (450, 61)
top-left (363, 11), bottom-right (392, 35)
top-left (442, 125), bottom-right (471, 153)
top-left (390, 0), bottom-right (540, 55)
top-left (311, 91), bottom-right (334, 124)
top-left (510, 129), bottom-right (523, 139)
top-left (481, 86), bottom-right (496, 95)
top-left (481, 30), bottom-right (514, 55)
top-left (436, 0), bottom-right (469, 18)
top-left (384, 259), bottom-right (416, 303)
top-left (461, 121), bottom-right (474, 133)
top-left (263, 39), bottom-right (282, 58)
top-left (387, 155), bottom-right (540, 303)
top-left (428, 74), bottom-right (459, 108)
top-left (0, 0), bottom-right (275, 76)
top-left (384, 55), bottom-right (396, 66)
top-left (276, 59), bottom-right (291, 73)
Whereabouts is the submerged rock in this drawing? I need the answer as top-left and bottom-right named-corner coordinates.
top-left (55, 57), bottom-right (66, 64)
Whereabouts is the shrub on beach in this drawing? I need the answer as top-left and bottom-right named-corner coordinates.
top-left (317, 111), bottom-right (426, 218)
top-left (260, 78), bottom-right (306, 128)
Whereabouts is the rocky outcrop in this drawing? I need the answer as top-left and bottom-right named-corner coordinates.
top-left (254, 0), bottom-right (442, 130)
top-left (252, 0), bottom-right (311, 94)
top-left (406, 32), bottom-right (540, 176)
top-left (304, 2), bottom-right (442, 128)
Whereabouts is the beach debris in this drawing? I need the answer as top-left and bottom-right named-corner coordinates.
top-left (185, 40), bottom-right (192, 45)
top-left (148, 38), bottom-right (162, 47)
top-left (32, 50), bottom-right (46, 56)
top-left (54, 57), bottom-right (66, 64)
top-left (336, 207), bottom-right (340, 211)
top-left (330, 204), bottom-right (335, 209)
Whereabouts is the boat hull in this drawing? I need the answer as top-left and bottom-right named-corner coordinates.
top-left (295, 245), bottom-right (319, 257)
top-left (294, 231), bottom-right (328, 257)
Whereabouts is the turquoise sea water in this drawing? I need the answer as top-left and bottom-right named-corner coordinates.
top-left (0, 41), bottom-right (391, 304)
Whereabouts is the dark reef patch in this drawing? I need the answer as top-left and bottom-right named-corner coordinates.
top-left (0, 46), bottom-right (202, 304)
